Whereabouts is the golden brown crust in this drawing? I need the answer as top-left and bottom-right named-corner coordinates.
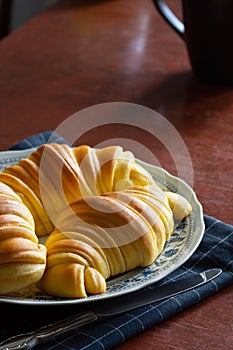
top-left (0, 144), bottom-right (156, 236)
top-left (0, 183), bottom-right (46, 294)
top-left (39, 185), bottom-right (191, 298)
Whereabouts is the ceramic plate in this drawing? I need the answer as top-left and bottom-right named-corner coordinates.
top-left (0, 149), bottom-right (204, 305)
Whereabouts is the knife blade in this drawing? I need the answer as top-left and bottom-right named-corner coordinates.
top-left (0, 268), bottom-right (222, 350)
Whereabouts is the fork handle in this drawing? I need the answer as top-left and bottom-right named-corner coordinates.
top-left (0, 311), bottom-right (98, 350)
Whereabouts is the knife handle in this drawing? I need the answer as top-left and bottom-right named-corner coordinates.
top-left (0, 311), bottom-right (98, 350)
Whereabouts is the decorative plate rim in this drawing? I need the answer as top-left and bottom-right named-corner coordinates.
top-left (0, 148), bottom-right (205, 306)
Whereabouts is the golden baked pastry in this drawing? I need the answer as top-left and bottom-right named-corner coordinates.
top-left (0, 183), bottom-right (46, 294)
top-left (38, 186), bottom-right (191, 298)
top-left (0, 144), bottom-right (192, 298)
top-left (0, 144), bottom-right (155, 236)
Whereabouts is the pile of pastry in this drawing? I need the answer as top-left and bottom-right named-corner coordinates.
top-left (0, 144), bottom-right (191, 298)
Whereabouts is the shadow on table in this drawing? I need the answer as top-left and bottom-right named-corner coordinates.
top-left (136, 70), bottom-right (232, 131)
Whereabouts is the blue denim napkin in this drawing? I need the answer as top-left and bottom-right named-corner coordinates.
top-left (1, 131), bottom-right (232, 350)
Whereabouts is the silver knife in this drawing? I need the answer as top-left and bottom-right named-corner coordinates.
top-left (0, 268), bottom-right (222, 350)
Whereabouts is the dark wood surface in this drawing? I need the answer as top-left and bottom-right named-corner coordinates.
top-left (0, 0), bottom-right (232, 349)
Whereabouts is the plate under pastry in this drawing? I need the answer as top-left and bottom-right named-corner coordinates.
top-left (0, 149), bottom-right (204, 305)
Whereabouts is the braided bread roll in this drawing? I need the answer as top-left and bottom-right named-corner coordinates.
top-left (38, 186), bottom-right (191, 298)
top-left (0, 144), bottom-right (155, 237)
top-left (0, 183), bottom-right (46, 294)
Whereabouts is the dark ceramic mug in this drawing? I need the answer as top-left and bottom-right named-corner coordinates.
top-left (152, 0), bottom-right (233, 85)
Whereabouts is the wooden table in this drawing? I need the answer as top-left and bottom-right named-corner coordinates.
top-left (0, 0), bottom-right (232, 348)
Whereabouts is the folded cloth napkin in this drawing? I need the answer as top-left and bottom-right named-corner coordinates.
top-left (1, 131), bottom-right (232, 350)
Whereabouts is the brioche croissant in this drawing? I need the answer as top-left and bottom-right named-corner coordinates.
top-left (38, 186), bottom-right (191, 298)
top-left (0, 144), bottom-right (155, 236)
top-left (0, 144), bottom-right (192, 298)
top-left (0, 183), bottom-right (46, 294)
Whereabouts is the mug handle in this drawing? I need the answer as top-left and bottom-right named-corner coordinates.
top-left (152, 0), bottom-right (185, 39)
